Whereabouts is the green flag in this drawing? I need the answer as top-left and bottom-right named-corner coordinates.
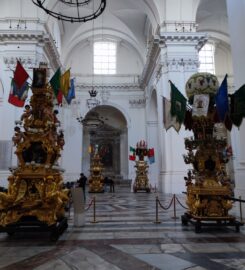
top-left (50, 67), bottom-right (61, 97)
top-left (230, 84), bottom-right (245, 127)
top-left (170, 80), bottom-right (187, 124)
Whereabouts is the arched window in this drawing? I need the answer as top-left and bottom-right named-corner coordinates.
top-left (199, 43), bottom-right (215, 74)
top-left (94, 41), bottom-right (116, 75)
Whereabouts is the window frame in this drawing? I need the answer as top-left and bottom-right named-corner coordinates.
top-left (198, 43), bottom-right (215, 74)
top-left (93, 41), bottom-right (117, 75)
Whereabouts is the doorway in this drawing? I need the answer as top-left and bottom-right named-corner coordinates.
top-left (82, 105), bottom-right (128, 181)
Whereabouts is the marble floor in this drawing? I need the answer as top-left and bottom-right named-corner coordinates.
top-left (0, 186), bottom-right (245, 270)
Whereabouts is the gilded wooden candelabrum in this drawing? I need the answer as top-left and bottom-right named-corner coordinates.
top-left (133, 140), bottom-right (150, 193)
top-left (0, 66), bottom-right (68, 227)
top-left (88, 151), bottom-right (104, 193)
top-left (183, 73), bottom-right (233, 222)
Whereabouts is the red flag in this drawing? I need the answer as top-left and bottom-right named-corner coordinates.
top-left (8, 79), bottom-right (28, 107)
top-left (148, 148), bottom-right (154, 157)
top-left (57, 90), bottom-right (63, 105)
top-left (14, 60), bottom-right (29, 88)
top-left (148, 148), bottom-right (155, 164)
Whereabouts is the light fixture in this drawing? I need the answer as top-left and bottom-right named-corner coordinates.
top-left (81, 111), bottom-right (104, 129)
top-left (32, 0), bottom-right (106, 23)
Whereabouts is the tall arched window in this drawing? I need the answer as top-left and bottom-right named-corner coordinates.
top-left (94, 41), bottom-right (116, 75)
top-left (199, 43), bottom-right (215, 74)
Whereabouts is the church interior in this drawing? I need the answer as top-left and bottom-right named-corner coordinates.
top-left (1, 0), bottom-right (245, 269)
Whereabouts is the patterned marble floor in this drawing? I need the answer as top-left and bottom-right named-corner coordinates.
top-left (0, 186), bottom-right (245, 270)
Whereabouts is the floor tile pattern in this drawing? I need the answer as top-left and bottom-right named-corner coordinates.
top-left (0, 186), bottom-right (244, 270)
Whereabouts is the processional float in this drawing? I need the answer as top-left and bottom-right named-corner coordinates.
top-left (131, 140), bottom-right (154, 193)
top-left (88, 145), bottom-right (104, 193)
top-left (180, 72), bottom-right (242, 232)
top-left (0, 64), bottom-right (69, 240)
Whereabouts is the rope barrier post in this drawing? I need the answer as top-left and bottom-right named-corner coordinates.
top-left (239, 196), bottom-right (243, 224)
top-left (171, 194), bottom-right (178, 219)
top-left (154, 195), bottom-right (161, 224)
top-left (90, 196), bottom-right (98, 223)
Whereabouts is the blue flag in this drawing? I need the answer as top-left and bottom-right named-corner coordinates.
top-left (215, 74), bottom-right (228, 122)
top-left (65, 78), bottom-right (75, 104)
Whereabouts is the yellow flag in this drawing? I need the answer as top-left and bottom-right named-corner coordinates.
top-left (60, 69), bottom-right (70, 96)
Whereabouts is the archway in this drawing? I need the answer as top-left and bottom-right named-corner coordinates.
top-left (82, 105), bottom-right (128, 182)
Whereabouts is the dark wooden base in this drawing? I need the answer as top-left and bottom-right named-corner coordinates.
top-left (181, 212), bottom-right (243, 233)
top-left (0, 216), bottom-right (68, 241)
top-left (133, 187), bottom-right (150, 193)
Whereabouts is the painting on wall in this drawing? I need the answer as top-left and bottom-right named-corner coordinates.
top-left (98, 143), bottom-right (113, 167)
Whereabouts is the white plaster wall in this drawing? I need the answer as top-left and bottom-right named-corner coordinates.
top-left (67, 42), bottom-right (93, 76)
top-left (165, 0), bottom-right (198, 21)
top-left (61, 107), bottom-right (83, 182)
top-left (215, 43), bottom-right (233, 77)
top-left (66, 39), bottom-right (143, 82)
top-left (117, 44), bottom-right (143, 74)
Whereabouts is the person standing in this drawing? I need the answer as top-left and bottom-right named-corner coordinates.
top-left (78, 173), bottom-right (87, 202)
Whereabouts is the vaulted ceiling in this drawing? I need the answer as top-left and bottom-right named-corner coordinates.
top-left (36, 0), bottom-right (230, 68)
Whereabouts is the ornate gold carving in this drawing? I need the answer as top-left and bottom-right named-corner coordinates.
top-left (133, 140), bottom-right (150, 192)
top-left (183, 74), bottom-right (233, 221)
top-left (89, 153), bottom-right (104, 193)
top-left (133, 160), bottom-right (150, 192)
top-left (0, 67), bottom-right (68, 227)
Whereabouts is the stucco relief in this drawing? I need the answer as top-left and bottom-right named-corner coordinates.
top-left (129, 98), bottom-right (146, 108)
top-left (161, 57), bottom-right (199, 72)
top-left (3, 56), bottom-right (40, 70)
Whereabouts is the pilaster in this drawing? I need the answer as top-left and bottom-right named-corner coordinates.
top-left (153, 29), bottom-right (207, 194)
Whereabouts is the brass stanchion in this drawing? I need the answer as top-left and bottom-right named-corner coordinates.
top-left (171, 194), bottom-right (178, 219)
top-left (90, 196), bottom-right (98, 223)
top-left (154, 195), bottom-right (161, 224)
top-left (239, 196), bottom-right (243, 224)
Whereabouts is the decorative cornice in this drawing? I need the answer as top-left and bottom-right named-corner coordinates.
top-left (76, 83), bottom-right (141, 91)
top-left (0, 30), bottom-right (61, 70)
top-left (140, 32), bottom-right (208, 87)
top-left (155, 32), bottom-right (208, 51)
top-left (140, 38), bottom-right (161, 89)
